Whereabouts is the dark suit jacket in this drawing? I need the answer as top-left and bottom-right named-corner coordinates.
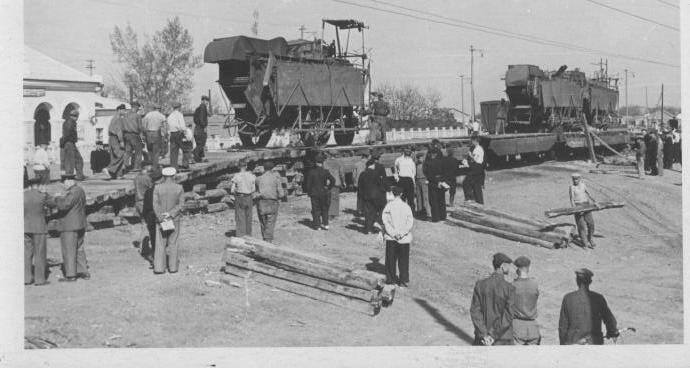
top-left (470, 271), bottom-right (516, 342)
top-left (304, 166), bottom-right (335, 197)
top-left (559, 288), bottom-right (617, 345)
top-left (61, 118), bottom-right (78, 145)
top-left (194, 103), bottom-right (208, 131)
top-left (56, 185), bottom-right (87, 231)
top-left (24, 189), bottom-right (55, 234)
top-left (357, 168), bottom-right (386, 202)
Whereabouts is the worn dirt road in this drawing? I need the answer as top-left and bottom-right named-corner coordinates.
top-left (25, 161), bottom-right (683, 347)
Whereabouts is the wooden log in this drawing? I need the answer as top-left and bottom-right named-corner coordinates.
top-left (545, 201), bottom-right (625, 218)
top-left (207, 202), bottom-right (229, 213)
top-left (118, 207), bottom-right (138, 218)
top-left (221, 195), bottom-right (235, 205)
top-left (445, 217), bottom-right (556, 249)
top-left (183, 199), bottom-right (209, 213)
top-left (589, 169), bottom-right (638, 175)
top-left (192, 184), bottom-right (207, 194)
top-left (455, 203), bottom-right (569, 236)
top-left (226, 238), bottom-right (385, 290)
top-left (449, 211), bottom-right (566, 244)
top-left (222, 265), bottom-right (378, 316)
top-left (181, 192), bottom-right (201, 202)
top-left (216, 180), bottom-right (233, 192)
top-left (203, 189), bottom-right (228, 201)
top-left (225, 253), bottom-right (375, 302)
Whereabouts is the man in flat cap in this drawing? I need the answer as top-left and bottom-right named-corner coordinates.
top-left (166, 102), bottom-right (187, 170)
top-left (142, 103), bottom-right (167, 170)
top-left (122, 101), bottom-right (144, 172)
top-left (368, 92), bottom-right (390, 144)
top-left (60, 109), bottom-right (85, 180)
top-left (192, 95), bottom-right (210, 163)
top-left (470, 253), bottom-right (516, 345)
top-left (255, 160), bottom-right (285, 242)
top-left (511, 256), bottom-right (541, 345)
top-left (304, 154), bottom-right (335, 230)
top-left (559, 268), bottom-right (618, 345)
top-left (55, 174), bottom-right (89, 282)
top-left (103, 104), bottom-right (128, 179)
top-left (569, 173), bottom-right (598, 248)
top-left (230, 158), bottom-right (256, 237)
top-left (152, 167), bottom-right (184, 274)
top-left (24, 177), bottom-right (57, 285)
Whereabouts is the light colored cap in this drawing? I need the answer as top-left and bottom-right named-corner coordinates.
top-left (571, 173), bottom-right (582, 178)
top-left (162, 167), bottom-right (177, 176)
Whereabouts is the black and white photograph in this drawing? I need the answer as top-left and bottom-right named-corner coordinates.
top-left (1, 0), bottom-right (689, 366)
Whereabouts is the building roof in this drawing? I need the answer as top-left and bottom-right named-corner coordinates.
top-left (24, 46), bottom-right (102, 84)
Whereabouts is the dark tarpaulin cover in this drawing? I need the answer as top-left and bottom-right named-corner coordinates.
top-left (541, 79), bottom-right (583, 108)
top-left (204, 36), bottom-right (288, 63)
top-left (274, 60), bottom-right (363, 107)
top-left (505, 65), bottom-right (545, 87)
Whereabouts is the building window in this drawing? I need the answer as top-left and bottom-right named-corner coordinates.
top-left (96, 128), bottom-right (104, 143)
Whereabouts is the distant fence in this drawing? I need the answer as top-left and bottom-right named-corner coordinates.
top-left (385, 126), bottom-right (468, 141)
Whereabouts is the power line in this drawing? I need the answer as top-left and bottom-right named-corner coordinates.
top-left (333, 0), bottom-right (679, 68)
top-left (655, 0), bottom-right (679, 9)
top-left (583, 0), bottom-right (679, 31)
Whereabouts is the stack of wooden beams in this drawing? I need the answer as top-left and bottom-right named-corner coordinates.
top-left (221, 236), bottom-right (389, 316)
top-left (446, 202), bottom-right (572, 249)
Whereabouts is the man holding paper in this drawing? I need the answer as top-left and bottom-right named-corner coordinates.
top-left (152, 167), bottom-right (184, 274)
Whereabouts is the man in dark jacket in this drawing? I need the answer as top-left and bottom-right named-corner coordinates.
top-left (634, 136), bottom-right (646, 179)
top-left (104, 105), bottom-right (127, 179)
top-left (61, 109), bottom-right (85, 180)
top-left (193, 95), bottom-right (210, 163)
top-left (443, 147), bottom-right (461, 207)
top-left (24, 178), bottom-right (56, 285)
top-left (470, 253), bottom-right (516, 345)
top-left (55, 174), bottom-right (89, 282)
top-left (559, 268), bottom-right (618, 345)
top-left (90, 141), bottom-right (110, 174)
top-left (423, 148), bottom-right (447, 222)
top-left (122, 102), bottom-right (144, 171)
top-left (647, 130), bottom-right (659, 175)
top-left (357, 159), bottom-right (387, 234)
top-left (34, 108), bottom-right (52, 146)
top-left (304, 154), bottom-right (335, 230)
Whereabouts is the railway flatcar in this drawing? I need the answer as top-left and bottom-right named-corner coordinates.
top-left (204, 19), bottom-right (368, 147)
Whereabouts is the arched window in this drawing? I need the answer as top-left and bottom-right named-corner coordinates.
top-left (34, 102), bottom-right (53, 146)
top-left (62, 102), bottom-right (80, 120)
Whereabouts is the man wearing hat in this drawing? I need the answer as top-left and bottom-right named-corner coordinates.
top-left (55, 174), bottom-right (89, 282)
top-left (323, 151), bottom-right (345, 219)
top-left (559, 268), bottom-right (618, 345)
top-left (470, 253), bottom-right (516, 345)
top-left (60, 109), bottom-right (85, 180)
top-left (143, 103), bottom-right (167, 170)
top-left (368, 92), bottom-right (390, 144)
top-left (103, 104), bottom-right (128, 179)
top-left (24, 177), bottom-right (56, 285)
top-left (462, 133), bottom-right (485, 204)
top-left (90, 141), bottom-right (110, 175)
top-left (255, 161), bottom-right (285, 242)
top-left (394, 147), bottom-right (416, 213)
top-left (414, 152), bottom-right (430, 218)
top-left (193, 95), bottom-right (210, 163)
top-left (423, 148), bottom-right (447, 222)
top-left (122, 101), bottom-right (144, 172)
top-left (230, 158), bottom-right (256, 237)
top-left (152, 167), bottom-right (184, 274)
top-left (633, 136), bottom-right (646, 179)
top-left (352, 152), bottom-right (370, 216)
top-left (569, 173), bottom-right (598, 248)
top-left (358, 158), bottom-right (387, 234)
top-left (381, 186), bottom-right (414, 287)
top-left (512, 256), bottom-right (541, 345)
top-left (443, 146), bottom-right (461, 207)
top-left (304, 154), bottom-right (336, 230)
top-left (166, 102), bottom-right (187, 170)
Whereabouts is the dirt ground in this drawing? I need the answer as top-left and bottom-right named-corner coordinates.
top-left (24, 160), bottom-right (683, 347)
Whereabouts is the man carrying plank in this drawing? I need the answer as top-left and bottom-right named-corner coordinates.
top-left (568, 173), bottom-right (598, 249)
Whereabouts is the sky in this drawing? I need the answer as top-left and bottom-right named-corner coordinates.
top-left (24, 0), bottom-right (681, 112)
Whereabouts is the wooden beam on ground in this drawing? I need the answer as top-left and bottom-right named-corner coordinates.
top-left (544, 201), bottom-right (625, 218)
top-left (445, 217), bottom-right (557, 249)
top-left (448, 211), bottom-right (567, 245)
top-left (456, 202), bottom-right (571, 236)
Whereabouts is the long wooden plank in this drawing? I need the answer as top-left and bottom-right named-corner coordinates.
top-left (449, 211), bottom-right (567, 245)
top-left (225, 252), bottom-right (375, 302)
top-left (222, 265), bottom-right (378, 316)
top-left (545, 201), bottom-right (625, 218)
top-left (445, 217), bottom-right (557, 249)
top-left (455, 202), bottom-right (570, 236)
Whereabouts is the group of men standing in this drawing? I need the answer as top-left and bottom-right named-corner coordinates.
top-left (471, 253), bottom-right (619, 345)
top-left (634, 124), bottom-right (682, 178)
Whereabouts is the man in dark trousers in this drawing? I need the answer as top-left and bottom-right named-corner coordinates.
top-left (512, 256), bottom-right (541, 345)
top-left (142, 104), bottom-right (167, 170)
top-left (103, 105), bottom-right (127, 179)
top-left (90, 141), bottom-right (110, 174)
top-left (24, 177), bottom-right (56, 285)
top-left (647, 130), bottom-right (659, 175)
top-left (133, 165), bottom-right (154, 253)
top-left (358, 158), bottom-right (387, 234)
top-left (255, 161), bottom-right (285, 242)
top-left (394, 147), bottom-right (416, 213)
top-left (122, 102), bottom-right (144, 172)
top-left (34, 108), bottom-right (51, 146)
top-left (423, 148), bottom-right (447, 222)
top-left (193, 95), bottom-right (210, 163)
top-left (371, 92), bottom-right (390, 143)
top-left (230, 159), bottom-right (256, 237)
top-left (559, 268), bottom-right (619, 345)
top-left (443, 146), bottom-right (461, 207)
top-left (152, 167), bottom-right (185, 274)
top-left (634, 136), bottom-right (646, 179)
top-left (462, 134), bottom-right (485, 204)
top-left (470, 253), bottom-right (516, 346)
top-left (381, 186), bottom-right (413, 287)
top-left (61, 109), bottom-right (85, 180)
top-left (55, 174), bottom-right (89, 282)
top-left (305, 154), bottom-right (335, 230)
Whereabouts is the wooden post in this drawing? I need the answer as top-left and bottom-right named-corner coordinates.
top-left (583, 117), bottom-right (596, 163)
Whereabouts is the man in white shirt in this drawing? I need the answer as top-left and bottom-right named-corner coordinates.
top-left (32, 143), bottom-right (51, 185)
top-left (166, 102), bottom-right (187, 169)
top-left (142, 104), bottom-right (167, 169)
top-left (462, 134), bottom-right (486, 204)
top-left (394, 147), bottom-right (416, 213)
top-left (382, 186), bottom-right (414, 287)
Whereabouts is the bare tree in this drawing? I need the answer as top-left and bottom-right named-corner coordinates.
top-left (109, 17), bottom-right (203, 108)
top-left (376, 83), bottom-right (445, 120)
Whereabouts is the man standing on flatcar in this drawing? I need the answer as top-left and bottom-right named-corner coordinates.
top-left (368, 92), bottom-right (390, 144)
top-left (193, 95), bottom-right (210, 163)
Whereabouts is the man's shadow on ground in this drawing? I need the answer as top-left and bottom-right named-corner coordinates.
top-left (365, 257), bottom-right (386, 275)
top-left (413, 298), bottom-right (474, 345)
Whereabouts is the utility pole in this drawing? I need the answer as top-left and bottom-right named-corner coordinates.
top-left (470, 45), bottom-right (483, 122)
top-left (624, 68), bottom-right (635, 121)
top-left (298, 25), bottom-right (306, 39)
top-left (85, 59), bottom-right (95, 76)
top-left (659, 83), bottom-right (664, 176)
top-left (459, 74), bottom-right (465, 124)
